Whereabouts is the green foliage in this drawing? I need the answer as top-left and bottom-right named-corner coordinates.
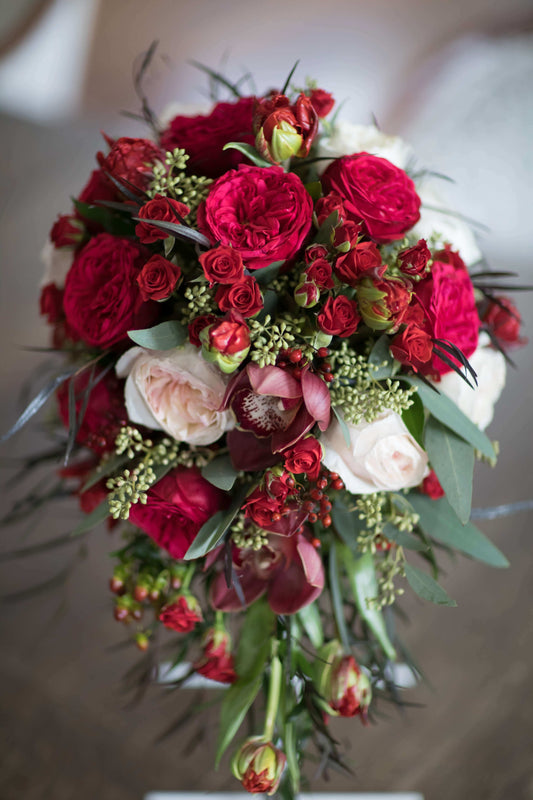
top-left (128, 320), bottom-right (187, 350)
top-left (201, 454), bottom-right (238, 491)
top-left (222, 142), bottom-right (273, 168)
top-left (424, 417), bottom-right (475, 524)
top-left (404, 562), bottom-right (457, 607)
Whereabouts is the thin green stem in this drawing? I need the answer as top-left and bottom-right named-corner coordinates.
top-left (263, 639), bottom-right (282, 741)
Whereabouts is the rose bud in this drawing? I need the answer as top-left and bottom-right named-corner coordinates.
top-left (390, 324), bottom-right (433, 373)
top-left (254, 92), bottom-right (318, 164)
top-left (194, 626), bottom-right (237, 684)
top-left (357, 274), bottom-right (412, 332)
top-left (231, 737), bottom-right (287, 795)
top-left (158, 592), bottom-right (203, 633)
top-left (294, 279), bottom-right (320, 308)
top-left (397, 239), bottom-right (431, 279)
top-left (482, 295), bottom-right (526, 348)
top-left (315, 192), bottom-right (346, 226)
top-left (421, 469), bottom-right (445, 500)
top-left (309, 88), bottom-right (335, 118)
top-left (50, 214), bottom-right (85, 248)
top-left (333, 220), bottom-right (363, 252)
top-left (305, 258), bottom-right (334, 290)
top-left (329, 654), bottom-right (372, 719)
top-left (137, 254), bottom-right (181, 301)
top-left (200, 312), bottom-right (251, 374)
top-left (334, 241), bottom-right (383, 286)
top-left (135, 195), bottom-right (190, 244)
top-left (305, 243), bottom-right (329, 264)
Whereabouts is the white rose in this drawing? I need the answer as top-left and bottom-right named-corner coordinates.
top-left (434, 332), bottom-right (506, 431)
top-left (321, 409), bottom-right (428, 494)
top-left (40, 239), bottom-right (74, 288)
top-left (116, 343), bottom-right (235, 446)
top-left (316, 122), bottom-right (413, 174)
top-left (413, 183), bottom-right (482, 266)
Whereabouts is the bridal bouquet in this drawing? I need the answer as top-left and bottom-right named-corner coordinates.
top-left (4, 58), bottom-right (527, 795)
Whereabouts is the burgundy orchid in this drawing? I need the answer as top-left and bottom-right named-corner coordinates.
top-left (210, 531), bottom-right (324, 614)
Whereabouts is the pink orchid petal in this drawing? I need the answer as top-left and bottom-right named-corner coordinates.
top-left (267, 537), bottom-right (324, 614)
top-left (248, 364), bottom-right (302, 398)
top-left (271, 407), bottom-right (314, 452)
top-left (209, 563), bottom-right (267, 612)
top-left (296, 535), bottom-right (325, 589)
top-left (301, 369), bottom-right (331, 431)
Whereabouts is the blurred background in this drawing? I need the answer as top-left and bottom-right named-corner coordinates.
top-left (1, 1), bottom-right (533, 798)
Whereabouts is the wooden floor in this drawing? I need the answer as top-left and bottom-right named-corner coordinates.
top-left (1, 113), bottom-right (532, 800)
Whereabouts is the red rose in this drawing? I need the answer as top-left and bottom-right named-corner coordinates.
top-left (305, 258), bottom-right (334, 290)
top-left (129, 467), bottom-right (226, 559)
top-left (421, 470), bottom-right (445, 500)
top-left (78, 169), bottom-right (118, 206)
top-left (333, 220), bottom-right (363, 250)
top-left (160, 97), bottom-right (255, 178)
top-left (305, 243), bottom-right (329, 264)
top-left (483, 296), bottom-right (526, 348)
top-left (433, 244), bottom-right (467, 271)
top-left (199, 246), bottom-right (244, 286)
top-left (188, 313), bottom-right (218, 347)
top-left (97, 135), bottom-right (163, 194)
top-left (315, 192), bottom-right (346, 226)
top-left (415, 260), bottom-right (479, 375)
top-left (135, 195), bottom-right (190, 243)
top-left (242, 487), bottom-right (307, 537)
top-left (390, 325), bottom-right (433, 372)
top-left (40, 283), bottom-right (64, 324)
top-left (321, 153), bottom-right (421, 243)
top-left (159, 594), bottom-right (203, 633)
top-left (215, 274), bottom-right (263, 317)
top-left (309, 88), bottom-right (335, 118)
top-left (357, 274), bottom-right (412, 332)
top-left (318, 295), bottom-right (361, 337)
top-left (137, 254), bottom-right (181, 301)
top-left (198, 165), bottom-right (313, 271)
top-left (63, 234), bottom-right (157, 349)
top-left (334, 241), bottom-right (382, 286)
top-left (57, 368), bottom-right (127, 455)
top-left (195, 627), bottom-right (237, 684)
top-left (254, 92), bottom-right (318, 161)
top-left (50, 215), bottom-right (85, 248)
top-left (398, 239), bottom-right (431, 278)
top-left (283, 437), bottom-right (323, 481)
top-left (206, 311), bottom-right (250, 355)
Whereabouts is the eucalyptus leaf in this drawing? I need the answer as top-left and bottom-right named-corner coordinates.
top-left (328, 542), bottom-right (351, 650)
top-left (332, 407), bottom-right (352, 448)
top-left (222, 142), bottom-right (272, 168)
top-left (71, 500), bottom-right (109, 537)
top-left (184, 484), bottom-right (251, 560)
top-left (253, 260), bottom-right (284, 286)
top-left (402, 375), bottom-right (495, 459)
top-left (128, 320), bottom-right (187, 350)
top-left (331, 497), bottom-right (363, 549)
top-left (409, 494), bottom-right (509, 568)
top-left (404, 562), bottom-right (457, 606)
top-left (401, 391), bottom-right (425, 447)
top-left (296, 603), bottom-right (324, 649)
top-left (201, 455), bottom-right (238, 491)
top-left (368, 334), bottom-right (395, 379)
top-left (382, 523), bottom-right (427, 552)
top-left (424, 417), bottom-right (474, 524)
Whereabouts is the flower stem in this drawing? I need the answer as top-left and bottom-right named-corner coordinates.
top-left (182, 562), bottom-right (196, 591)
top-left (263, 639), bottom-right (282, 742)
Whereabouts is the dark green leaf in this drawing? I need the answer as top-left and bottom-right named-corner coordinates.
top-left (404, 562), bottom-right (457, 606)
top-left (281, 59), bottom-right (300, 95)
top-left (73, 199), bottom-right (135, 236)
top-left (253, 260), bottom-right (284, 286)
top-left (331, 497), bottom-right (363, 549)
top-left (425, 417), bottom-right (474, 524)
top-left (382, 523), bottom-right (427, 552)
top-left (401, 391), bottom-right (425, 447)
top-left (296, 603), bottom-right (324, 649)
top-left (128, 320), bottom-right (187, 350)
top-left (71, 500), bottom-right (109, 537)
top-left (184, 483), bottom-right (251, 560)
top-left (189, 60), bottom-right (242, 98)
top-left (314, 210), bottom-right (339, 245)
top-left (216, 676), bottom-right (262, 766)
top-left (222, 142), bottom-right (272, 168)
top-left (305, 181), bottom-right (322, 201)
top-left (409, 494), bottom-right (509, 568)
top-left (402, 376), bottom-right (496, 459)
top-left (201, 455), bottom-right (238, 491)
top-left (368, 334), bottom-right (395, 379)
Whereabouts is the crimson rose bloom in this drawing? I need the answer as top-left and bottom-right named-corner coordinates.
top-left (198, 165), bottom-right (313, 271)
top-left (333, 220), bottom-right (363, 249)
top-left (390, 325), bottom-right (433, 373)
top-left (57, 368), bottom-right (127, 455)
top-left (315, 192), bottom-right (346, 226)
top-left (398, 239), bottom-right (431, 278)
top-left (50, 215), bottom-right (84, 248)
top-left (137, 254), bottom-right (181, 301)
top-left (195, 628), bottom-right (237, 684)
top-left (207, 311), bottom-right (250, 355)
top-left (415, 260), bottom-right (479, 375)
top-left (135, 195), bottom-right (190, 243)
top-left (483, 296), bottom-right (526, 348)
top-left (215, 275), bottom-right (263, 317)
top-left (322, 153), bottom-right (421, 243)
top-left (199, 246), bottom-right (244, 286)
top-left (78, 169), bottom-right (118, 206)
top-left (305, 258), bottom-right (334, 290)
top-left (63, 234), bottom-right (156, 349)
top-left (129, 467), bottom-right (226, 559)
top-left (334, 241), bottom-right (382, 285)
top-left (160, 97), bottom-right (255, 178)
top-left (97, 135), bottom-right (163, 194)
top-left (309, 88), bottom-right (335, 118)
top-left (318, 295), bottom-right (361, 337)
top-left (305, 243), bottom-right (329, 264)
top-left (283, 437), bottom-right (323, 481)
top-left (159, 594), bottom-right (203, 633)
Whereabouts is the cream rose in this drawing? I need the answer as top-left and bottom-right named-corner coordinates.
top-left (434, 332), bottom-right (506, 431)
top-left (316, 122), bottom-right (413, 174)
top-left (40, 239), bottom-right (74, 288)
top-left (413, 183), bottom-right (482, 266)
top-left (116, 344), bottom-right (235, 446)
top-left (321, 409), bottom-right (428, 494)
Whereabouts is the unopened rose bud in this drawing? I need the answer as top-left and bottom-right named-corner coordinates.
top-left (195, 626), bottom-right (237, 684)
top-left (199, 311), bottom-right (251, 374)
top-left (315, 642), bottom-right (372, 719)
top-left (254, 92), bottom-right (318, 164)
top-left (50, 214), bottom-right (85, 248)
top-left (159, 592), bottom-right (203, 633)
top-left (294, 279), bottom-right (320, 308)
top-left (231, 737), bottom-right (286, 795)
top-left (357, 274), bottom-right (412, 332)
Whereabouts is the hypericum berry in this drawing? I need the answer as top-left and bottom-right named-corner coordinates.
top-left (309, 512), bottom-right (318, 523)
top-left (310, 488), bottom-right (323, 501)
top-left (133, 585), bottom-right (148, 602)
top-left (285, 475), bottom-right (295, 489)
top-left (316, 477), bottom-right (328, 490)
top-left (109, 577), bottom-right (125, 595)
top-left (317, 347), bottom-right (329, 358)
top-left (135, 632), bottom-right (149, 652)
top-left (114, 606), bottom-right (129, 623)
top-left (323, 372), bottom-right (334, 383)
top-left (303, 500), bottom-right (315, 512)
top-left (331, 478), bottom-right (344, 491)
top-left (132, 607), bottom-right (143, 621)
top-left (292, 367), bottom-right (302, 378)
top-left (321, 500), bottom-right (332, 513)
top-left (289, 348), bottom-right (303, 363)
top-left (321, 514), bottom-right (332, 528)
top-left (271, 512), bottom-right (282, 522)
top-left (321, 362), bottom-right (332, 373)
top-left (312, 537), bottom-right (321, 548)
top-left (149, 589), bottom-right (160, 602)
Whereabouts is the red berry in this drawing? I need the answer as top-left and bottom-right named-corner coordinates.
top-left (316, 477), bottom-right (328, 490)
top-left (289, 348), bottom-right (303, 363)
top-left (109, 577), bottom-right (124, 595)
top-left (323, 373), bottom-right (334, 383)
top-left (272, 512), bottom-right (282, 522)
top-left (132, 608), bottom-right (143, 621)
top-left (309, 512), bottom-right (318, 523)
top-left (133, 585), bottom-right (148, 602)
top-left (321, 362), bottom-right (332, 373)
top-left (149, 589), bottom-right (160, 602)
top-left (292, 367), bottom-right (302, 378)
top-left (331, 478), bottom-right (344, 491)
top-left (321, 500), bottom-right (332, 513)
top-left (303, 500), bottom-right (315, 512)
top-left (285, 476), bottom-right (295, 489)
top-left (310, 488), bottom-right (323, 501)
top-left (311, 537), bottom-right (321, 548)
top-left (114, 606), bottom-right (129, 623)
top-left (329, 472), bottom-right (339, 481)
top-left (317, 347), bottom-right (329, 358)
top-left (321, 514), bottom-right (332, 528)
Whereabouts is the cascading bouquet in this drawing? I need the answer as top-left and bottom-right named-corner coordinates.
top-left (3, 57), bottom-right (528, 796)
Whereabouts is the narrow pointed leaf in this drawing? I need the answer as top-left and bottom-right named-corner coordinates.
top-left (424, 417), bottom-right (474, 524)
top-left (131, 217), bottom-right (211, 248)
top-left (201, 455), bottom-right (237, 491)
top-left (404, 562), bottom-right (457, 606)
top-left (1, 367), bottom-right (78, 443)
top-left (71, 500), bottom-right (109, 537)
top-left (222, 142), bottom-right (272, 168)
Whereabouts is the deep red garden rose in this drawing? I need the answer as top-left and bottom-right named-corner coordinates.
top-left (283, 437), bottom-right (323, 481)
top-left (135, 195), bottom-right (190, 243)
top-left (321, 153), bottom-right (421, 243)
top-left (40, 283), bottom-right (64, 324)
top-left (63, 234), bottom-right (157, 349)
top-left (159, 593), bottom-right (203, 633)
top-left (136, 254), bottom-right (181, 301)
top-left (160, 97), bottom-right (255, 178)
top-left (333, 220), bottom-right (363, 250)
top-left (415, 260), bottom-right (479, 374)
top-left (398, 239), bottom-right (431, 279)
top-left (309, 88), bottom-right (335, 118)
top-left (57, 367), bottom-right (127, 455)
top-left (390, 324), bottom-right (433, 372)
top-left (317, 295), bottom-right (361, 337)
top-left (421, 469), bottom-right (445, 500)
top-left (97, 135), bottom-right (163, 194)
top-left (197, 165), bottom-right (313, 270)
top-left (199, 246), bottom-right (244, 286)
top-left (129, 466), bottom-right (226, 560)
top-left (215, 275), bottom-right (263, 317)
top-left (334, 241), bottom-right (382, 286)
top-left (78, 169), bottom-right (118, 206)
top-left (483, 296), bottom-right (526, 348)
top-left (315, 192), bottom-right (346, 226)
top-left (50, 215), bottom-right (85, 248)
